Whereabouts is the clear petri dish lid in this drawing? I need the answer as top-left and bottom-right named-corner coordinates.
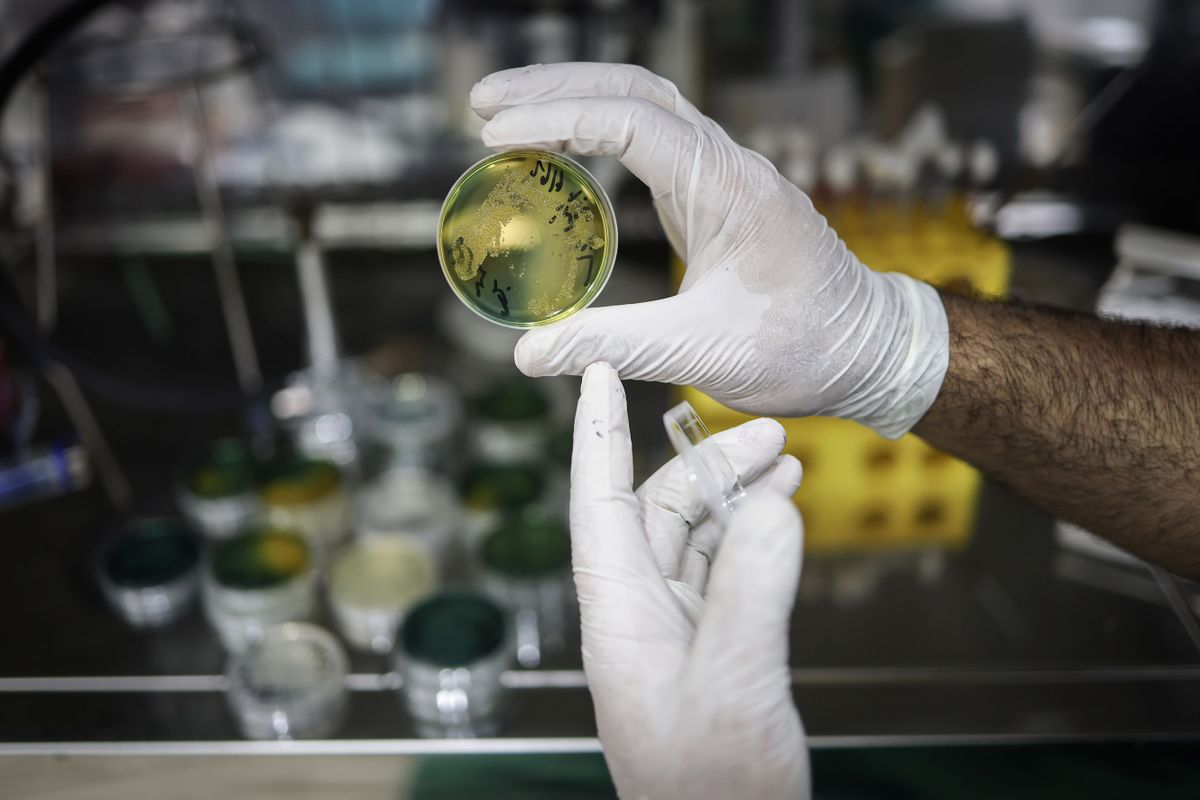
top-left (662, 401), bottom-right (748, 532)
top-left (226, 622), bottom-right (348, 739)
top-left (437, 150), bottom-right (617, 329)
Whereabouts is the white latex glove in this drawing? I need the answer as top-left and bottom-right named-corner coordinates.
top-left (471, 62), bottom-right (948, 438)
top-left (570, 362), bottom-right (809, 800)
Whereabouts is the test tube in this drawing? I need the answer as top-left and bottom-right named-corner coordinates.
top-left (225, 622), bottom-right (349, 740)
top-left (662, 401), bottom-right (747, 532)
top-left (479, 509), bottom-right (574, 668)
top-left (393, 591), bottom-right (511, 738)
top-left (176, 438), bottom-right (261, 540)
top-left (97, 517), bottom-right (202, 629)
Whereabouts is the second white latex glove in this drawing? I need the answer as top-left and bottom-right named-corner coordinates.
top-left (471, 62), bottom-right (948, 438)
top-left (570, 362), bottom-right (808, 800)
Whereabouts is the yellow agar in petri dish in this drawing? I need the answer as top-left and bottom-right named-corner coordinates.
top-left (438, 150), bottom-right (617, 328)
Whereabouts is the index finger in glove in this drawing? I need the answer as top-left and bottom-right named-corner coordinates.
top-left (570, 362), bottom-right (663, 588)
top-left (470, 62), bottom-right (706, 126)
top-left (482, 96), bottom-right (700, 202)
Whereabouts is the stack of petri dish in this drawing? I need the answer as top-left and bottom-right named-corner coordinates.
top-left (479, 509), bottom-right (575, 668)
top-left (176, 438), bottom-right (262, 541)
top-left (225, 622), bottom-right (349, 740)
top-left (258, 454), bottom-right (349, 559)
top-left (202, 525), bottom-right (316, 652)
top-left (457, 461), bottom-right (548, 552)
top-left (393, 591), bottom-right (512, 738)
top-left (327, 537), bottom-right (438, 653)
top-left (97, 517), bottom-right (202, 629)
top-left (468, 376), bottom-right (553, 466)
top-left (362, 372), bottom-right (461, 472)
top-left (356, 466), bottom-right (459, 570)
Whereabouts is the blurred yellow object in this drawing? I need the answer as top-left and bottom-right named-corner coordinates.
top-left (675, 196), bottom-right (1010, 554)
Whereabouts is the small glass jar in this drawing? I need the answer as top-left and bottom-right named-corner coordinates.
top-left (258, 453), bottom-right (349, 558)
top-left (458, 462), bottom-right (547, 551)
top-left (357, 466), bottom-right (459, 568)
top-left (468, 377), bottom-right (553, 465)
top-left (176, 438), bottom-right (262, 540)
top-left (393, 591), bottom-right (511, 738)
top-left (327, 537), bottom-right (438, 654)
top-left (203, 526), bottom-right (316, 652)
top-left (480, 510), bottom-right (575, 668)
top-left (97, 518), bottom-right (202, 629)
top-left (362, 373), bottom-right (461, 471)
top-left (225, 622), bottom-right (349, 740)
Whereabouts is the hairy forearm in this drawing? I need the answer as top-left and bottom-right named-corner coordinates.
top-left (913, 292), bottom-right (1200, 579)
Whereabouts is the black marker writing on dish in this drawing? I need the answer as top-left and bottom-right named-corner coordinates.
top-left (492, 279), bottom-right (512, 317)
top-left (529, 160), bottom-right (564, 193)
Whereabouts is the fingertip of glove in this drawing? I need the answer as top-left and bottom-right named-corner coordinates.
top-left (580, 361), bottom-right (617, 391)
top-left (736, 417), bottom-right (787, 453)
top-left (469, 81), bottom-right (506, 114)
top-left (732, 493), bottom-right (801, 552)
top-left (514, 332), bottom-right (562, 377)
top-left (771, 454), bottom-right (804, 496)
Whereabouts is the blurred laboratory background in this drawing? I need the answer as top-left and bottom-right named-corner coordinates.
top-left (1, 0), bottom-right (1200, 797)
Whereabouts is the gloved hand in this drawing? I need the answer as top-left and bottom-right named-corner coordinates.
top-left (570, 362), bottom-right (809, 800)
top-left (471, 62), bottom-right (948, 438)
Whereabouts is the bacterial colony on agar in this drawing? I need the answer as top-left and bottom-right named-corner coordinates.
top-left (438, 151), bottom-right (617, 328)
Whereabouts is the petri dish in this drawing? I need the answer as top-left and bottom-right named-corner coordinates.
top-left (362, 372), bottom-right (461, 470)
top-left (357, 467), bottom-right (459, 567)
top-left (258, 453), bottom-right (349, 556)
top-left (394, 590), bottom-right (511, 737)
top-left (663, 401), bottom-right (748, 532)
top-left (469, 376), bottom-right (553, 464)
top-left (481, 511), bottom-right (571, 580)
top-left (458, 462), bottom-right (546, 547)
top-left (328, 537), bottom-right (438, 654)
top-left (225, 622), bottom-right (349, 740)
top-left (203, 526), bottom-right (316, 652)
top-left (480, 511), bottom-right (574, 668)
top-left (97, 517), bottom-right (202, 629)
top-left (176, 438), bottom-right (261, 540)
top-left (438, 150), bottom-right (617, 328)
